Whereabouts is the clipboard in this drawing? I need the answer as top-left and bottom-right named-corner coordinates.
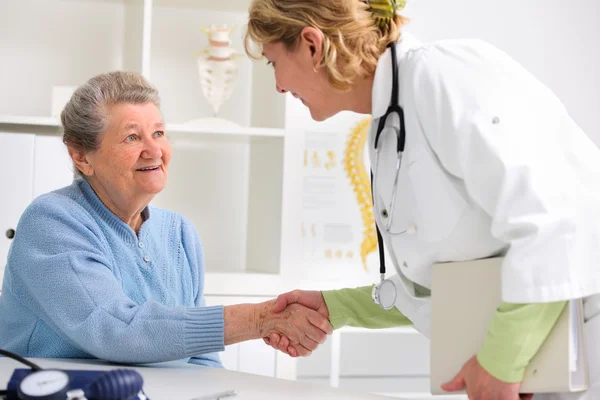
top-left (430, 257), bottom-right (588, 394)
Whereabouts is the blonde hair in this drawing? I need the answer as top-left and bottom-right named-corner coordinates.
top-left (244, 0), bottom-right (409, 91)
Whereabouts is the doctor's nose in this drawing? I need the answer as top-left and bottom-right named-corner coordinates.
top-left (276, 83), bottom-right (287, 94)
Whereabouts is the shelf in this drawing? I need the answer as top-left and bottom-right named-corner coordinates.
top-left (168, 123), bottom-right (284, 138)
top-left (153, 0), bottom-right (252, 12)
top-left (0, 115), bottom-right (284, 139)
top-left (0, 116), bottom-right (59, 127)
top-left (62, 0), bottom-right (251, 12)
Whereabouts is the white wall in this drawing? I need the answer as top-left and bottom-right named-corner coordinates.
top-left (0, 0), bottom-right (125, 117)
top-left (402, 0), bottom-right (600, 146)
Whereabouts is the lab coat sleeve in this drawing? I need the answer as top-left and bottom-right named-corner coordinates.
top-left (7, 197), bottom-right (224, 363)
top-left (410, 41), bottom-right (588, 303)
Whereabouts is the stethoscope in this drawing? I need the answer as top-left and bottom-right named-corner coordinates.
top-left (370, 42), bottom-right (413, 310)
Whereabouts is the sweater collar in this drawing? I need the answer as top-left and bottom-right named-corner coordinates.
top-left (76, 178), bottom-right (152, 242)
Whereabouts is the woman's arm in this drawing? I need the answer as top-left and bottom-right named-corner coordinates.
top-left (7, 199), bottom-right (224, 363)
top-left (182, 217), bottom-right (332, 357)
top-left (225, 301), bottom-right (331, 356)
top-left (9, 199), bottom-right (329, 363)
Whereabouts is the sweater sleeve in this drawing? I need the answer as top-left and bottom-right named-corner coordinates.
top-left (7, 197), bottom-right (224, 364)
top-left (322, 286), bottom-right (412, 329)
top-left (181, 218), bottom-right (224, 368)
top-left (477, 301), bottom-right (566, 382)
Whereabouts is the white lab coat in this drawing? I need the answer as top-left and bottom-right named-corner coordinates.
top-left (368, 33), bottom-right (600, 398)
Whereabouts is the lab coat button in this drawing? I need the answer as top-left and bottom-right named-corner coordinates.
top-left (492, 116), bottom-right (500, 124)
top-left (143, 255), bottom-right (150, 262)
top-left (403, 261), bottom-right (408, 268)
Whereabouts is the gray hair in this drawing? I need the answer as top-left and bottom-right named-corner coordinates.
top-left (61, 71), bottom-right (160, 172)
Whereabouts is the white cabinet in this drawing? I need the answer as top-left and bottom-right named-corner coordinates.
top-left (32, 136), bottom-right (74, 199)
top-left (0, 133), bottom-right (74, 290)
top-left (0, 134), bottom-right (35, 286)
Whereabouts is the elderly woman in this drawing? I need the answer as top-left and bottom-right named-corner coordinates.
top-left (0, 71), bottom-right (331, 366)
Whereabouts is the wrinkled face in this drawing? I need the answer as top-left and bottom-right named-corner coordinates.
top-left (262, 39), bottom-right (341, 121)
top-left (84, 102), bottom-right (171, 206)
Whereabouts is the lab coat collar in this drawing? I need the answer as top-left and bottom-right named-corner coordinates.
top-left (371, 32), bottom-right (422, 119)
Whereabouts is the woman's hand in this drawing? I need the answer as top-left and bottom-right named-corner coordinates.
top-left (262, 290), bottom-right (330, 357)
top-left (258, 298), bottom-right (332, 357)
top-left (442, 356), bottom-right (533, 400)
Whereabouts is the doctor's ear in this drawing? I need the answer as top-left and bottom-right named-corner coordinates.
top-left (300, 27), bottom-right (324, 65)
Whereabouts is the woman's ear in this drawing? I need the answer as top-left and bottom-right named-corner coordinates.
top-left (300, 27), bottom-right (324, 69)
top-left (67, 146), bottom-right (94, 177)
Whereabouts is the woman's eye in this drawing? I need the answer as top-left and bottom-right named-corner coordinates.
top-left (125, 134), bottom-right (136, 141)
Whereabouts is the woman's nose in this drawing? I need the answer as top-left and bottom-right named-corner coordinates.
top-left (276, 83), bottom-right (287, 94)
top-left (142, 139), bottom-right (163, 159)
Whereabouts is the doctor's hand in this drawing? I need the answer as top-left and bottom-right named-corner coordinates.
top-left (442, 356), bottom-right (534, 400)
top-left (259, 299), bottom-right (332, 357)
top-left (263, 290), bottom-right (330, 357)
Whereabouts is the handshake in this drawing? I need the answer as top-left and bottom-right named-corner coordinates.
top-left (258, 290), bottom-right (332, 357)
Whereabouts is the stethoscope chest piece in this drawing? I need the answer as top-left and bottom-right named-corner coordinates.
top-left (372, 278), bottom-right (397, 310)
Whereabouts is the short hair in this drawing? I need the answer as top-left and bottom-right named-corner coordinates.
top-left (61, 71), bottom-right (160, 153)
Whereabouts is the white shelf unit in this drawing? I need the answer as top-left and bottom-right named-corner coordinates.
top-left (0, 0), bottom-right (283, 129)
top-left (0, 0), bottom-right (294, 282)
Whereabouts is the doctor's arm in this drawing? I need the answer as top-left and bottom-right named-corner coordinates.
top-left (323, 286), bottom-right (412, 329)
top-left (442, 301), bottom-right (566, 399)
top-left (474, 301), bottom-right (566, 383)
top-left (264, 287), bottom-right (412, 356)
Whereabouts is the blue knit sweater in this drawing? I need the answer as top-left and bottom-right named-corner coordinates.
top-left (0, 179), bottom-right (224, 367)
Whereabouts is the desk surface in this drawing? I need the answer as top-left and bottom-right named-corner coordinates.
top-left (0, 358), bottom-right (398, 400)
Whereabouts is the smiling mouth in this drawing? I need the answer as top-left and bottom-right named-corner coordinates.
top-left (137, 166), bottom-right (160, 172)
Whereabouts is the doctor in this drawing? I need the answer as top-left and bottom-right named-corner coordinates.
top-left (245, 0), bottom-right (600, 399)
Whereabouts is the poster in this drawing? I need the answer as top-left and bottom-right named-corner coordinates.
top-left (301, 117), bottom-right (376, 272)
